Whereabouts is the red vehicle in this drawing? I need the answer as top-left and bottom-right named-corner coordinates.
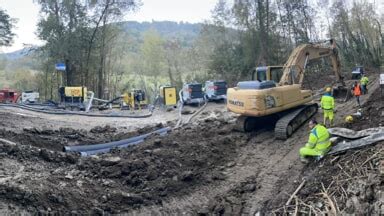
top-left (0, 88), bottom-right (19, 103)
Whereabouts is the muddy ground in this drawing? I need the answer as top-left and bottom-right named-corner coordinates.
top-left (0, 72), bottom-right (382, 214)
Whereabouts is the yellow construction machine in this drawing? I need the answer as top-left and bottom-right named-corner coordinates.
top-left (227, 39), bottom-right (346, 139)
top-left (121, 89), bottom-right (148, 110)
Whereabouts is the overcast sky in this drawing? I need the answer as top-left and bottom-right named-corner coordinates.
top-left (1, 0), bottom-right (218, 53)
top-left (1, 0), bottom-right (382, 53)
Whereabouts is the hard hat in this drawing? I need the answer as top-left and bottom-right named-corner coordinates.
top-left (325, 87), bottom-right (332, 92)
top-left (345, 115), bottom-right (353, 123)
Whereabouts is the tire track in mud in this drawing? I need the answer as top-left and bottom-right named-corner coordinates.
top-left (125, 130), bottom-right (274, 215)
top-left (241, 129), bottom-right (308, 214)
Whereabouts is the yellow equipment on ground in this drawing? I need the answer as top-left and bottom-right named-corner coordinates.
top-left (59, 86), bottom-right (87, 110)
top-left (227, 39), bottom-right (347, 139)
top-left (160, 86), bottom-right (177, 106)
top-left (345, 115), bottom-right (354, 123)
top-left (122, 89), bottom-right (147, 110)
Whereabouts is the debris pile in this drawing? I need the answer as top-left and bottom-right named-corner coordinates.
top-left (271, 142), bottom-right (383, 215)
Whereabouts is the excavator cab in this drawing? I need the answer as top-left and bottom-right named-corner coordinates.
top-left (252, 66), bottom-right (284, 83)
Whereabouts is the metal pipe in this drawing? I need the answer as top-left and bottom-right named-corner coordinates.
top-left (80, 128), bottom-right (170, 156)
top-left (174, 90), bottom-right (184, 128)
top-left (63, 127), bottom-right (170, 152)
top-left (92, 97), bottom-right (109, 103)
top-left (0, 103), bottom-right (153, 118)
top-left (80, 140), bottom-right (143, 156)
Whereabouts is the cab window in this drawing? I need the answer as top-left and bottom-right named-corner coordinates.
top-left (270, 67), bottom-right (284, 83)
top-left (256, 69), bottom-right (267, 81)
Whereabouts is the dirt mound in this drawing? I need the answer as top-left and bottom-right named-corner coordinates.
top-left (0, 127), bottom-right (106, 151)
top-left (0, 123), bottom-right (166, 152)
top-left (197, 176), bottom-right (258, 215)
top-left (78, 118), bottom-right (244, 211)
top-left (0, 115), bottom-right (247, 214)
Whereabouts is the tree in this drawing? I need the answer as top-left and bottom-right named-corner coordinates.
top-left (86, 0), bottom-right (140, 98)
top-left (0, 8), bottom-right (15, 46)
top-left (329, 0), bottom-right (382, 67)
top-left (35, 0), bottom-right (140, 98)
top-left (36, 0), bottom-right (90, 86)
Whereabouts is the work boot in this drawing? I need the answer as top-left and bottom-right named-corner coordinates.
top-left (300, 156), bottom-right (309, 164)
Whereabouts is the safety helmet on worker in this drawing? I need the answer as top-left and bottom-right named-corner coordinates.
top-left (345, 115), bottom-right (353, 123)
top-left (325, 87), bottom-right (332, 92)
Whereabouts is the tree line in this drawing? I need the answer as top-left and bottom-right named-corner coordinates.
top-left (0, 0), bottom-right (383, 100)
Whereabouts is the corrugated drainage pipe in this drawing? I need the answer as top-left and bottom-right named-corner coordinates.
top-left (63, 127), bottom-right (170, 153)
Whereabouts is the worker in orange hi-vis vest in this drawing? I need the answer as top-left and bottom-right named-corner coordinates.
top-left (352, 81), bottom-right (362, 107)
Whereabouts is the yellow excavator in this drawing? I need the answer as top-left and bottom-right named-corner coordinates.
top-left (227, 39), bottom-right (346, 139)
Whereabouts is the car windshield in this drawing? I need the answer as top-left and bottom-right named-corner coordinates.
top-left (352, 67), bottom-right (363, 72)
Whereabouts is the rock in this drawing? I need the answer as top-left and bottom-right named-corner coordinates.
top-left (123, 193), bottom-right (144, 204)
top-left (90, 125), bottom-right (117, 133)
top-left (152, 148), bottom-right (162, 154)
top-left (101, 156), bottom-right (121, 166)
top-left (39, 149), bottom-right (53, 162)
top-left (76, 180), bottom-right (83, 187)
top-left (242, 184), bottom-right (256, 192)
top-left (153, 139), bottom-right (162, 147)
top-left (101, 179), bottom-right (114, 187)
top-left (49, 194), bottom-right (64, 203)
top-left (226, 162), bottom-right (236, 168)
top-left (65, 173), bottom-right (74, 179)
top-left (315, 202), bottom-right (323, 208)
top-left (91, 207), bottom-right (104, 215)
top-left (181, 171), bottom-right (194, 181)
top-left (211, 172), bottom-right (227, 181)
top-left (197, 206), bottom-right (210, 215)
top-left (181, 109), bottom-right (195, 115)
top-left (380, 160), bottom-right (384, 176)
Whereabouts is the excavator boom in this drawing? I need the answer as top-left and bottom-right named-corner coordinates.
top-left (278, 39), bottom-right (344, 86)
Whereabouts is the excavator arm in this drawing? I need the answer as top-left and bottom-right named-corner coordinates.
top-left (278, 39), bottom-right (345, 87)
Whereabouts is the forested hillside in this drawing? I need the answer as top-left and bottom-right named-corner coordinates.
top-left (0, 0), bottom-right (383, 101)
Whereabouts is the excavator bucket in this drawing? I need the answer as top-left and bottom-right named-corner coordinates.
top-left (332, 86), bottom-right (351, 102)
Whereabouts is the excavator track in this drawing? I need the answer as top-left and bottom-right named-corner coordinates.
top-left (234, 115), bottom-right (279, 132)
top-left (274, 104), bottom-right (318, 140)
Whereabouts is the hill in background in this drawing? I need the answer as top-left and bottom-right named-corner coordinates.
top-left (121, 21), bottom-right (201, 45)
top-left (1, 21), bottom-right (202, 60)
